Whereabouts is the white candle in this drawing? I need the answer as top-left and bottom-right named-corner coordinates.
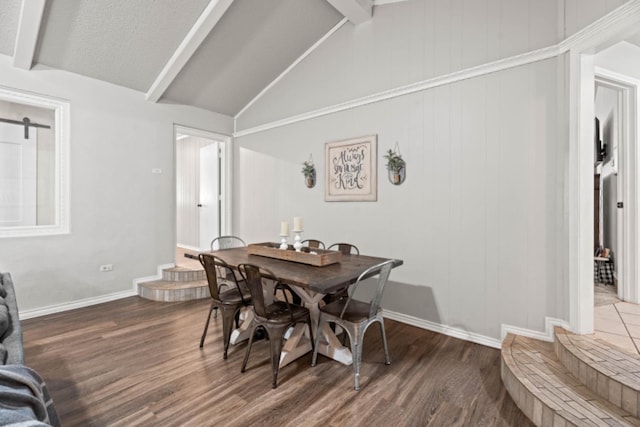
top-left (280, 221), bottom-right (289, 235)
top-left (293, 217), bottom-right (303, 231)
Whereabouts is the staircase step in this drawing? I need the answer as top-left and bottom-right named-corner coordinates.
top-left (554, 327), bottom-right (640, 417)
top-left (138, 279), bottom-right (209, 302)
top-left (162, 266), bottom-right (205, 282)
top-left (501, 333), bottom-right (640, 426)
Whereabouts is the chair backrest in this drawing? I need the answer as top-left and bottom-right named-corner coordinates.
top-left (210, 235), bottom-right (246, 251)
top-left (238, 264), bottom-right (270, 318)
top-left (199, 253), bottom-right (246, 303)
top-left (342, 260), bottom-right (394, 319)
top-left (199, 253), bottom-right (224, 300)
top-left (302, 239), bottom-right (325, 249)
top-left (327, 243), bottom-right (359, 255)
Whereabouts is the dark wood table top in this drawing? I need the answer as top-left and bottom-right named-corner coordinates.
top-left (210, 246), bottom-right (403, 294)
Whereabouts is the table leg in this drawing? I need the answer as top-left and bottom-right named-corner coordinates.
top-left (229, 307), bottom-right (253, 345)
top-left (288, 287), bottom-right (353, 366)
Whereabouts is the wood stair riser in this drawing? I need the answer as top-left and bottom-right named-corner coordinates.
top-left (138, 281), bottom-right (210, 302)
top-left (162, 268), bottom-right (205, 282)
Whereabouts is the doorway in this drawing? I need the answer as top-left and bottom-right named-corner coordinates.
top-left (593, 80), bottom-right (625, 307)
top-left (594, 70), bottom-right (638, 305)
top-left (174, 125), bottom-right (231, 262)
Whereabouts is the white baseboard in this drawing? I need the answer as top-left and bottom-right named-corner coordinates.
top-left (132, 263), bottom-right (175, 290)
top-left (19, 289), bottom-right (137, 320)
top-left (383, 310), bottom-right (503, 349)
top-left (501, 317), bottom-right (571, 343)
top-left (20, 263), bottom-right (177, 320)
top-left (384, 310), bottom-right (571, 349)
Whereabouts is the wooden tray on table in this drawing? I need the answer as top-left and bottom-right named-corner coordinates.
top-left (247, 242), bottom-right (342, 267)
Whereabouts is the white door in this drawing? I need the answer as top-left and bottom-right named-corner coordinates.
top-left (199, 142), bottom-right (220, 250)
top-left (0, 122), bottom-right (36, 226)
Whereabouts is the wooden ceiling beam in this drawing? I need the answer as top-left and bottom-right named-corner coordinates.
top-left (326, 0), bottom-right (372, 25)
top-left (146, 0), bottom-right (235, 103)
top-left (13, 0), bottom-right (46, 70)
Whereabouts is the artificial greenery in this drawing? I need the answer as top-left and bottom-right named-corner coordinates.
top-left (383, 149), bottom-right (406, 173)
top-left (301, 161), bottom-right (315, 178)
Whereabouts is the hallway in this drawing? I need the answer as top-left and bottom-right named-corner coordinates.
top-left (594, 284), bottom-right (640, 355)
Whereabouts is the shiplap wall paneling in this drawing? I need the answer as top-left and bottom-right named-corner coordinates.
top-left (236, 0), bottom-right (563, 131)
top-left (176, 136), bottom-right (214, 249)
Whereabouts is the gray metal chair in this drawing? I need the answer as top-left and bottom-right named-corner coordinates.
top-left (209, 235), bottom-right (247, 317)
top-left (198, 254), bottom-right (251, 359)
top-left (238, 263), bottom-right (314, 389)
top-left (324, 243), bottom-right (360, 304)
top-left (301, 239), bottom-right (325, 249)
top-left (210, 235), bottom-right (246, 251)
top-left (311, 260), bottom-right (394, 390)
top-left (327, 243), bottom-right (359, 255)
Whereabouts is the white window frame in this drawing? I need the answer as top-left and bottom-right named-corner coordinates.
top-left (0, 86), bottom-right (70, 238)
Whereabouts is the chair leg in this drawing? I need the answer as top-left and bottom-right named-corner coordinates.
top-left (213, 307), bottom-right (218, 319)
top-left (199, 303), bottom-right (216, 348)
top-left (220, 305), bottom-right (238, 360)
top-left (378, 318), bottom-right (391, 365)
top-left (241, 323), bottom-right (257, 373)
top-left (268, 325), bottom-right (288, 389)
top-left (349, 325), bottom-right (363, 391)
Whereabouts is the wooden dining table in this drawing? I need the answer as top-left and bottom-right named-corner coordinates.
top-left (209, 246), bottom-right (403, 368)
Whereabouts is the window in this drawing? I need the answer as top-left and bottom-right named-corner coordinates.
top-left (0, 87), bottom-right (69, 237)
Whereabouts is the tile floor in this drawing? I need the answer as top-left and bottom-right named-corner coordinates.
top-left (594, 284), bottom-right (640, 355)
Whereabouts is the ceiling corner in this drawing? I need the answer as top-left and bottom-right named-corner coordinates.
top-left (326, 0), bottom-right (372, 25)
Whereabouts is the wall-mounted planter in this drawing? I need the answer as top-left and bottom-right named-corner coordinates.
top-left (302, 158), bottom-right (316, 188)
top-left (384, 146), bottom-right (406, 186)
top-left (389, 167), bottom-right (406, 185)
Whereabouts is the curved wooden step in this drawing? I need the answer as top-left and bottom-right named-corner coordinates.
top-left (501, 333), bottom-right (640, 426)
top-left (138, 279), bottom-right (209, 302)
top-left (162, 266), bottom-right (205, 282)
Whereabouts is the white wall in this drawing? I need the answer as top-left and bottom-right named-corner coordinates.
top-left (237, 0), bottom-right (562, 130)
top-left (0, 54), bottom-right (233, 311)
top-left (233, 0), bottom-right (579, 342)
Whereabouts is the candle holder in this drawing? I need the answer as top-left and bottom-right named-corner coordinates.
top-left (293, 230), bottom-right (303, 252)
top-left (279, 235), bottom-right (288, 250)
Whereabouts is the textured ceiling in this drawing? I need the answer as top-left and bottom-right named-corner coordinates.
top-left (4, 0), bottom-right (638, 120)
top-left (0, 0), bottom-right (20, 57)
top-left (34, 0), bottom-right (210, 91)
top-left (161, 0), bottom-right (343, 115)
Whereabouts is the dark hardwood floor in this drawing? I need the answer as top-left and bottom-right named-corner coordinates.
top-left (22, 297), bottom-right (532, 426)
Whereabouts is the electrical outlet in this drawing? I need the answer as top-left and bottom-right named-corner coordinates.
top-left (99, 264), bottom-right (113, 272)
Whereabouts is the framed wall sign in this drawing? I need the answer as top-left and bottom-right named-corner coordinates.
top-left (325, 134), bottom-right (377, 202)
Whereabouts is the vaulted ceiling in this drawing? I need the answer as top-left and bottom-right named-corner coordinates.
top-left (1, 0), bottom-right (640, 120)
top-left (0, 0), bottom-right (373, 117)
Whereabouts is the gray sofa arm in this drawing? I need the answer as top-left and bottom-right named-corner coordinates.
top-left (0, 273), bottom-right (24, 365)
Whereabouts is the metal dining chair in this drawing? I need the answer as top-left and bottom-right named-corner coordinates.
top-left (327, 243), bottom-right (359, 255)
top-left (210, 235), bottom-right (247, 312)
top-left (210, 235), bottom-right (246, 251)
top-left (301, 239), bottom-right (325, 249)
top-left (198, 254), bottom-right (251, 359)
top-left (311, 260), bottom-right (394, 391)
top-left (324, 243), bottom-right (360, 305)
top-left (238, 263), bottom-right (314, 389)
